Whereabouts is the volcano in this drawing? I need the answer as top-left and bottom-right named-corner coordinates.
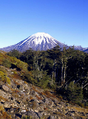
top-left (0, 32), bottom-right (88, 53)
top-left (0, 32), bottom-right (66, 52)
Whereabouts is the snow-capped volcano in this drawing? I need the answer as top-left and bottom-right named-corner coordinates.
top-left (0, 32), bottom-right (66, 52)
top-left (1, 32), bottom-right (88, 53)
top-left (19, 32), bottom-right (58, 46)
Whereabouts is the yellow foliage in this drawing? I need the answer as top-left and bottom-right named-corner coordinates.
top-left (6, 77), bottom-right (11, 84)
top-left (0, 111), bottom-right (12, 119)
top-left (0, 71), bottom-right (5, 81)
top-left (0, 71), bottom-right (11, 84)
top-left (0, 105), bottom-right (4, 111)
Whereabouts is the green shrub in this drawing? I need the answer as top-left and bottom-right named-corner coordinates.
top-left (67, 81), bottom-right (83, 104)
top-left (2, 59), bottom-right (11, 68)
top-left (0, 71), bottom-right (11, 84)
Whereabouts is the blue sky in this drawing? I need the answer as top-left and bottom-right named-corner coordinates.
top-left (0, 0), bottom-right (88, 48)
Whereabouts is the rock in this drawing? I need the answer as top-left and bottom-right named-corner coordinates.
top-left (35, 110), bottom-right (39, 113)
top-left (21, 109), bottom-right (26, 113)
top-left (0, 90), bottom-right (7, 97)
top-left (10, 102), bottom-right (18, 108)
top-left (27, 111), bottom-right (39, 119)
top-left (4, 102), bottom-right (11, 108)
top-left (28, 99), bottom-right (38, 109)
top-left (2, 85), bottom-right (9, 92)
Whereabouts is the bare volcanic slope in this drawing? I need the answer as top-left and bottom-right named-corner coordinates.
top-left (0, 32), bottom-right (66, 52)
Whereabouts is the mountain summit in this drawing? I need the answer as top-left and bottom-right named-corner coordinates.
top-left (0, 32), bottom-right (66, 52)
top-left (0, 32), bottom-right (88, 53)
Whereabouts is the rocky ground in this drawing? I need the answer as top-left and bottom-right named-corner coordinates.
top-left (0, 66), bottom-right (88, 119)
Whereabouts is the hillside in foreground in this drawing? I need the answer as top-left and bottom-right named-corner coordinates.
top-left (0, 66), bottom-right (88, 119)
top-left (0, 48), bottom-right (88, 119)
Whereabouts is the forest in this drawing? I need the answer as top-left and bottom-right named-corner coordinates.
top-left (7, 46), bottom-right (88, 107)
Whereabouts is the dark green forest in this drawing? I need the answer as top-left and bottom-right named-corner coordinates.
top-left (7, 46), bottom-right (88, 107)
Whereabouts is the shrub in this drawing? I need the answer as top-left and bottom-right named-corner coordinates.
top-left (6, 76), bottom-right (11, 84)
top-left (2, 59), bottom-right (11, 68)
top-left (0, 71), bottom-right (6, 81)
top-left (0, 71), bottom-right (11, 84)
top-left (67, 81), bottom-right (83, 104)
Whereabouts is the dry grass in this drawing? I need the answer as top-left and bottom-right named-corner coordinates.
top-left (73, 106), bottom-right (88, 113)
top-left (0, 96), bottom-right (8, 101)
top-left (0, 105), bottom-right (4, 111)
top-left (32, 86), bottom-right (40, 93)
top-left (32, 86), bottom-right (57, 100)
top-left (36, 94), bottom-right (42, 100)
top-left (0, 111), bottom-right (12, 119)
top-left (30, 96), bottom-right (34, 100)
top-left (0, 104), bottom-right (12, 119)
top-left (44, 90), bottom-right (56, 98)
top-left (12, 74), bottom-right (22, 80)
